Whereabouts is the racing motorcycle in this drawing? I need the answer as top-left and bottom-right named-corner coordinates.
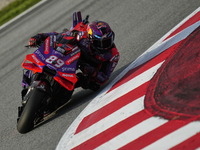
top-left (17, 12), bottom-right (89, 133)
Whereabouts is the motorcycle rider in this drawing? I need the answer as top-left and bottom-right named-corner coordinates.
top-left (28, 15), bottom-right (120, 91)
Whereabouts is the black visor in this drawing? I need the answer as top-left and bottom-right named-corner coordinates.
top-left (93, 33), bottom-right (114, 50)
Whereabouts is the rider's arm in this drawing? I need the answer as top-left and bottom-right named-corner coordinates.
top-left (34, 32), bottom-right (58, 40)
top-left (29, 32), bottom-right (58, 46)
top-left (94, 47), bottom-right (120, 85)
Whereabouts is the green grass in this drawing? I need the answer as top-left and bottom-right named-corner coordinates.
top-left (0, 0), bottom-right (41, 26)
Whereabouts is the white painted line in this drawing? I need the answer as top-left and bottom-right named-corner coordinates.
top-left (84, 61), bottom-right (164, 117)
top-left (95, 117), bottom-right (168, 150)
top-left (0, 0), bottom-right (48, 31)
top-left (67, 96), bottom-right (145, 149)
top-left (142, 121), bottom-right (200, 150)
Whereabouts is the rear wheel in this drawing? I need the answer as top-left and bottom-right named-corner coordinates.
top-left (17, 88), bottom-right (46, 134)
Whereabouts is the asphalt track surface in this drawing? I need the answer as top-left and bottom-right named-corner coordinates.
top-left (0, 0), bottom-right (200, 150)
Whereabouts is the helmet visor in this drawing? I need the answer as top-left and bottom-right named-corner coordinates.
top-left (93, 32), bottom-right (114, 50)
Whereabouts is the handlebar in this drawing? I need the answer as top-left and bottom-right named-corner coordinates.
top-left (25, 45), bottom-right (40, 48)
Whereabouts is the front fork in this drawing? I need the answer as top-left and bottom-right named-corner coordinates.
top-left (21, 70), bottom-right (51, 101)
top-left (18, 70), bottom-right (52, 121)
top-left (22, 69), bottom-right (32, 89)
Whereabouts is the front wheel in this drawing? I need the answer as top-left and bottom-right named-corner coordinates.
top-left (17, 88), bottom-right (47, 134)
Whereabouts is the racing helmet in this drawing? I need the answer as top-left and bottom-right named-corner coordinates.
top-left (87, 21), bottom-right (115, 53)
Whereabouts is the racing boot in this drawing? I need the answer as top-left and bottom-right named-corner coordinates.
top-left (75, 73), bottom-right (90, 89)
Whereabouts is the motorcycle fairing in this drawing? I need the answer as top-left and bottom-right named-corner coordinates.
top-left (22, 36), bottom-right (80, 91)
top-left (22, 53), bottom-right (45, 74)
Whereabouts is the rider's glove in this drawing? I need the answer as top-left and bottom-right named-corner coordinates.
top-left (29, 36), bottom-right (41, 47)
top-left (29, 33), bottom-right (48, 47)
top-left (80, 63), bottom-right (97, 77)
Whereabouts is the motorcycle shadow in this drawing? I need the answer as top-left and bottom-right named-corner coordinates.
top-left (33, 88), bottom-right (101, 130)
